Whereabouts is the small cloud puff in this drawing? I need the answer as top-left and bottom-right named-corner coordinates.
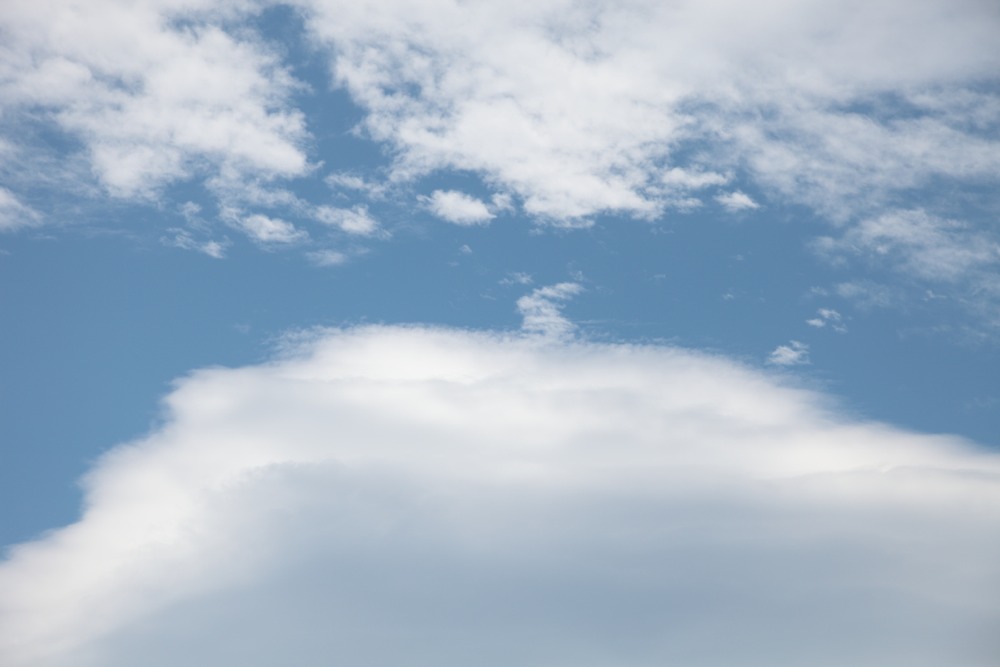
top-left (806, 308), bottom-right (847, 333)
top-left (315, 205), bottom-right (380, 236)
top-left (423, 190), bottom-right (495, 226)
top-left (235, 214), bottom-right (309, 245)
top-left (768, 340), bottom-right (810, 365)
top-left (716, 191), bottom-right (760, 212)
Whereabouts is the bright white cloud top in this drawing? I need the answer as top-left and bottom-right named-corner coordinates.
top-left (1, 2), bottom-right (999, 665)
top-left (1, 312), bottom-right (999, 666)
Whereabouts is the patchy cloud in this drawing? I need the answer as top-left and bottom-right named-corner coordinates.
top-left (303, 0), bottom-right (1000, 222)
top-left (233, 213), bottom-right (309, 245)
top-left (516, 282), bottom-right (583, 338)
top-left (1, 325), bottom-right (998, 666)
top-left (768, 340), bottom-right (810, 366)
top-left (807, 308), bottom-right (847, 333)
top-left (422, 190), bottom-right (496, 226)
top-left (0, 0), bottom-right (308, 200)
top-left (716, 190), bottom-right (760, 212)
top-left (314, 205), bottom-right (380, 236)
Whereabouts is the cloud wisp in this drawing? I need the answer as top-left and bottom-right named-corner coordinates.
top-left (1, 323), bottom-right (999, 666)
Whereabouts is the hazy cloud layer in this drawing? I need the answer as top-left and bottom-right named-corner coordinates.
top-left (1, 323), bottom-right (998, 666)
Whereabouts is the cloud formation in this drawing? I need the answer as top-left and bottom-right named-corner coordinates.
top-left (1, 323), bottom-right (998, 667)
top-left (423, 189), bottom-right (495, 226)
top-left (302, 0), bottom-right (1000, 222)
top-left (0, 0), bottom-right (308, 199)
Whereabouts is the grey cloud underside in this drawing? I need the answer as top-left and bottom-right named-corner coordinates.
top-left (1, 326), bottom-right (998, 666)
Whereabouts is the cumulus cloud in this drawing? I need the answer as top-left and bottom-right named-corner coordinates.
top-left (1, 325), bottom-right (999, 667)
top-left (768, 340), bottom-right (810, 365)
top-left (301, 0), bottom-right (1000, 222)
top-left (422, 190), bottom-right (496, 226)
top-left (0, 0), bottom-right (308, 200)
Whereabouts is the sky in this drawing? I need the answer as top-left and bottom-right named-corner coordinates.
top-left (0, 1), bottom-right (999, 665)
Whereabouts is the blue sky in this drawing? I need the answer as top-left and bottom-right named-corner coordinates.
top-left (1, 1), bottom-right (999, 665)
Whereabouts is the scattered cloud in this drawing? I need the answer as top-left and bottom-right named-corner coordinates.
top-left (768, 340), bottom-right (810, 366)
top-left (0, 0), bottom-right (308, 200)
top-left (806, 308), bottom-right (847, 333)
top-left (516, 282), bottom-right (583, 339)
top-left (232, 213), bottom-right (309, 245)
top-left (715, 190), bottom-right (760, 212)
top-left (162, 229), bottom-right (228, 258)
top-left (314, 205), bottom-right (380, 236)
top-left (422, 190), bottom-right (495, 226)
top-left (815, 209), bottom-right (1000, 284)
top-left (304, 0), bottom-right (1000, 222)
top-left (1, 325), bottom-right (998, 666)
top-left (499, 272), bottom-right (533, 286)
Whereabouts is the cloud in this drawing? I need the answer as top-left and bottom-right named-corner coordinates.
top-left (1, 324), bottom-right (999, 666)
top-left (232, 213), bottom-right (309, 245)
top-left (422, 190), bottom-right (495, 226)
top-left (768, 340), bottom-right (810, 365)
top-left (806, 308), bottom-right (847, 333)
top-left (162, 229), bottom-right (228, 258)
top-left (0, 187), bottom-right (40, 231)
top-left (516, 282), bottom-right (583, 338)
top-left (302, 0), bottom-right (1000, 222)
top-left (715, 190), bottom-right (760, 212)
top-left (815, 209), bottom-right (1000, 284)
top-left (314, 205), bottom-right (380, 235)
top-left (0, 0), bottom-right (309, 200)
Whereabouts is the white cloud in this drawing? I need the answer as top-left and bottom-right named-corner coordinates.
top-left (314, 205), bottom-right (380, 235)
top-left (516, 282), bottom-right (582, 338)
top-left (807, 308), bottom-right (847, 333)
top-left (301, 0), bottom-right (1000, 222)
top-left (715, 190), bottom-right (760, 212)
top-left (768, 340), bottom-right (810, 365)
top-left (817, 209), bottom-right (1000, 284)
top-left (0, 0), bottom-right (308, 199)
top-left (233, 214), bottom-right (308, 245)
top-left (422, 190), bottom-right (495, 226)
top-left (1, 325), bottom-right (998, 666)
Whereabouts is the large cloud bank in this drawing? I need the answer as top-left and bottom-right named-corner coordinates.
top-left (2, 323), bottom-right (999, 666)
